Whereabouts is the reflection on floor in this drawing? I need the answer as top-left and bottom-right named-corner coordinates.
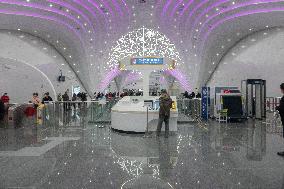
top-left (0, 119), bottom-right (284, 189)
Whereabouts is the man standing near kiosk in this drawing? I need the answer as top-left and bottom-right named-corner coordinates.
top-left (157, 89), bottom-right (172, 138)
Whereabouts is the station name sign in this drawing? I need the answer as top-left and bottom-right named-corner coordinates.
top-left (131, 58), bottom-right (164, 65)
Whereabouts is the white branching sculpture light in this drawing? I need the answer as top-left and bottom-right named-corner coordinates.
top-left (99, 27), bottom-right (190, 91)
top-left (107, 27), bottom-right (182, 69)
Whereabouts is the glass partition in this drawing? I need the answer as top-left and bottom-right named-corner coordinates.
top-left (42, 99), bottom-right (119, 128)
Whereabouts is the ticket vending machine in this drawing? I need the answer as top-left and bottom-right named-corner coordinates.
top-left (241, 79), bottom-right (266, 119)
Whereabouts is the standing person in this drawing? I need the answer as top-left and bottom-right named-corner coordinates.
top-left (183, 91), bottom-right (190, 99)
top-left (190, 92), bottom-right (196, 99)
top-left (62, 91), bottom-right (70, 112)
top-left (72, 93), bottom-right (77, 110)
top-left (77, 92), bottom-right (82, 108)
top-left (196, 92), bottom-right (201, 98)
top-left (42, 92), bottom-right (53, 104)
top-left (57, 93), bottom-right (62, 101)
top-left (96, 92), bottom-right (101, 100)
top-left (277, 83), bottom-right (284, 156)
top-left (32, 93), bottom-right (41, 109)
top-left (81, 92), bottom-right (87, 109)
top-left (156, 89), bottom-right (173, 138)
top-left (1, 93), bottom-right (10, 114)
top-left (31, 93), bottom-right (41, 123)
top-left (1, 93), bottom-right (10, 104)
top-left (81, 92), bottom-right (87, 102)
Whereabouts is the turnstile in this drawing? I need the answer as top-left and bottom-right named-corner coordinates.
top-left (241, 79), bottom-right (266, 119)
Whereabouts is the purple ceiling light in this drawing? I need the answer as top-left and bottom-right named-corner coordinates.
top-left (199, 0), bottom-right (284, 38)
top-left (110, 0), bottom-right (124, 17)
top-left (121, 0), bottom-right (131, 16)
top-left (0, 0), bottom-right (87, 33)
top-left (70, 0), bottom-right (104, 31)
top-left (170, 0), bottom-right (185, 18)
top-left (156, 0), bottom-right (164, 10)
top-left (178, 0), bottom-right (195, 19)
top-left (123, 72), bottom-right (141, 87)
top-left (0, 9), bottom-right (83, 44)
top-left (165, 69), bottom-right (191, 92)
top-left (161, 0), bottom-right (173, 18)
top-left (98, 67), bottom-right (122, 91)
top-left (184, 0), bottom-right (211, 30)
top-left (189, 0), bottom-right (231, 39)
top-left (203, 7), bottom-right (284, 47)
top-left (86, 0), bottom-right (108, 19)
top-left (46, 0), bottom-right (95, 32)
top-left (159, 76), bottom-right (167, 85)
top-left (115, 0), bottom-right (131, 25)
top-left (74, 0), bottom-right (107, 27)
top-left (97, 0), bottom-right (114, 18)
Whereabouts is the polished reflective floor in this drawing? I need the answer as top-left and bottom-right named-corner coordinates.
top-left (0, 118), bottom-right (284, 189)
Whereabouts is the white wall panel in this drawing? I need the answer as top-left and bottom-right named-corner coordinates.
top-left (208, 28), bottom-right (284, 97)
top-left (0, 31), bottom-right (84, 103)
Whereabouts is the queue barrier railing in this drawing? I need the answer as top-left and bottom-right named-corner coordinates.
top-left (265, 97), bottom-right (281, 112)
top-left (41, 99), bottom-right (119, 127)
top-left (4, 98), bottom-right (203, 127)
top-left (176, 98), bottom-right (201, 122)
top-left (6, 103), bottom-right (36, 127)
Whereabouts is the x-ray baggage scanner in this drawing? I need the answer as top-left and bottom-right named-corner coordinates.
top-left (214, 88), bottom-right (244, 120)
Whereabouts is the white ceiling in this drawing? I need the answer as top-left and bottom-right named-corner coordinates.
top-left (0, 0), bottom-right (284, 92)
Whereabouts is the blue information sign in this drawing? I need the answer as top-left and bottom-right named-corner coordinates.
top-left (201, 87), bottom-right (210, 120)
top-left (131, 58), bottom-right (164, 65)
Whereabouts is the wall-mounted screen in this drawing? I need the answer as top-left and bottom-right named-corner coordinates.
top-left (72, 86), bottom-right (80, 95)
top-left (131, 58), bottom-right (164, 65)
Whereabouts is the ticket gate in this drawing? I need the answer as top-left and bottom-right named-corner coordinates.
top-left (241, 79), bottom-right (266, 119)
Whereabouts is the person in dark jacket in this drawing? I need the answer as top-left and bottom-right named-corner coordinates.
top-left (196, 92), bottom-right (201, 98)
top-left (42, 92), bottom-right (53, 104)
top-left (157, 89), bottom-right (173, 138)
top-left (277, 83), bottom-right (284, 156)
top-left (190, 92), bottom-right (196, 99)
top-left (72, 93), bottom-right (77, 110)
top-left (183, 91), bottom-right (190, 99)
top-left (62, 91), bottom-right (70, 111)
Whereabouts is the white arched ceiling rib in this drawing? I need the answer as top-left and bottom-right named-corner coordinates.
top-left (46, 0), bottom-right (95, 31)
top-left (196, 2), bottom-right (284, 87)
top-left (71, 0), bottom-right (105, 31)
top-left (0, 0), bottom-right (131, 86)
top-left (1, 57), bottom-right (57, 98)
top-left (0, 0), bottom-right (133, 93)
top-left (0, 11), bottom-right (91, 93)
top-left (0, 0), bottom-right (88, 34)
top-left (0, 11), bottom-right (82, 41)
top-left (198, 12), bottom-right (284, 86)
top-left (2, 0), bottom-right (284, 91)
top-left (198, 1), bottom-right (284, 44)
top-left (157, 0), bottom-right (284, 88)
top-left (169, 0), bottom-right (184, 18)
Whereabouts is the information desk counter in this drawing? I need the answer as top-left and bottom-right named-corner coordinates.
top-left (111, 96), bottom-right (178, 133)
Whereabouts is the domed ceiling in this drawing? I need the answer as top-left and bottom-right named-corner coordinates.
top-left (1, 0), bottom-right (284, 93)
